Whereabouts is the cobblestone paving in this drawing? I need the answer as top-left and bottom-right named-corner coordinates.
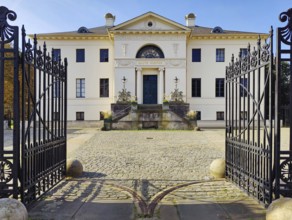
top-left (65, 129), bottom-right (248, 217)
top-left (29, 128), bottom-right (267, 219)
top-left (71, 130), bottom-right (225, 181)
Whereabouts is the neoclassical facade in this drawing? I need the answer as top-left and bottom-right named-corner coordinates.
top-left (36, 12), bottom-right (267, 122)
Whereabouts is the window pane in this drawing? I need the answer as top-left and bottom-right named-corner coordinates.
top-left (240, 48), bottom-right (248, 58)
top-left (192, 49), bottom-right (201, 62)
top-left (240, 111), bottom-right (247, 120)
top-left (76, 78), bottom-right (85, 98)
top-left (100, 49), bottom-right (109, 62)
top-left (76, 49), bottom-right (85, 62)
top-left (216, 78), bottom-right (225, 97)
top-left (196, 111), bottom-right (201, 120)
top-left (240, 78), bottom-right (248, 97)
top-left (53, 112), bottom-right (60, 121)
top-left (53, 81), bottom-right (61, 98)
top-left (52, 49), bottom-right (61, 62)
top-left (216, 49), bottom-right (225, 62)
top-left (192, 78), bottom-right (201, 97)
top-left (216, 111), bottom-right (224, 120)
top-left (100, 78), bottom-right (109, 97)
top-left (76, 112), bottom-right (84, 120)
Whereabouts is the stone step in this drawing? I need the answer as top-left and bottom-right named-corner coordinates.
top-left (137, 104), bottom-right (162, 111)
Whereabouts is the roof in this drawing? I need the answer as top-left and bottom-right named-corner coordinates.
top-left (191, 25), bottom-right (266, 35)
top-left (33, 12), bottom-right (268, 40)
top-left (109, 11), bottom-right (190, 32)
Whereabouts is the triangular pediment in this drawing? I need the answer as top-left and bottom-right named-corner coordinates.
top-left (110, 12), bottom-right (190, 32)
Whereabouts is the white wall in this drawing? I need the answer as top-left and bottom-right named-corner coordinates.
top-left (41, 39), bottom-right (114, 120)
top-left (39, 33), bottom-right (262, 121)
top-left (187, 39), bottom-right (259, 120)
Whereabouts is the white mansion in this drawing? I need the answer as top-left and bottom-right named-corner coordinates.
top-left (36, 11), bottom-right (267, 122)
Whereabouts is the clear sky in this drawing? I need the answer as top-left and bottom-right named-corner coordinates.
top-left (1, 0), bottom-right (291, 35)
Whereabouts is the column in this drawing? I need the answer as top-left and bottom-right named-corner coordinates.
top-left (158, 67), bottom-right (165, 104)
top-left (136, 67), bottom-right (142, 104)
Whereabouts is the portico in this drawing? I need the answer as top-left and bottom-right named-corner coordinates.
top-left (135, 66), bottom-right (165, 104)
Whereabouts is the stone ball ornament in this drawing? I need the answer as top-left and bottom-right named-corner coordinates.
top-left (0, 198), bottom-right (28, 220)
top-left (66, 158), bottom-right (83, 177)
top-left (266, 198), bottom-right (292, 220)
top-left (210, 158), bottom-right (225, 178)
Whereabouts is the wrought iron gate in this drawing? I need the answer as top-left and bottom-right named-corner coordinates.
top-left (274, 8), bottom-right (292, 199)
top-left (0, 6), bottom-right (67, 206)
top-left (226, 8), bottom-right (292, 206)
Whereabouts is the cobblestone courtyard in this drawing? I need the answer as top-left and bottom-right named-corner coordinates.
top-left (71, 129), bottom-right (225, 180)
top-left (29, 128), bottom-right (266, 219)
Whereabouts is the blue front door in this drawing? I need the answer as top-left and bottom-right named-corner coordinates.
top-left (143, 75), bottom-right (157, 104)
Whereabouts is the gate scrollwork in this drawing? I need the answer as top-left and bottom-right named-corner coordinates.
top-left (0, 6), bottom-right (17, 43)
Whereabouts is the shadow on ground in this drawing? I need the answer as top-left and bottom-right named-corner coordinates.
top-left (28, 177), bottom-right (266, 220)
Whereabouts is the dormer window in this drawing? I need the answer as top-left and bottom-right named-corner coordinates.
top-left (77, 26), bottom-right (90, 33)
top-left (211, 26), bottom-right (224, 33)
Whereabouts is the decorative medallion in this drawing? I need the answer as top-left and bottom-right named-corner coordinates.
top-left (0, 159), bottom-right (13, 183)
top-left (280, 158), bottom-right (292, 184)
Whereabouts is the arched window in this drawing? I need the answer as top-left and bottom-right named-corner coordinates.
top-left (136, 45), bottom-right (164, 58)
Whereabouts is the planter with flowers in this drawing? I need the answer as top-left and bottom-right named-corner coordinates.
top-left (101, 111), bottom-right (112, 131)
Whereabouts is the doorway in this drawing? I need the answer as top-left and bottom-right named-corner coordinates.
top-left (143, 75), bottom-right (157, 104)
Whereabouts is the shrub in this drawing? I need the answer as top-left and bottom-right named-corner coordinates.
top-left (186, 110), bottom-right (197, 120)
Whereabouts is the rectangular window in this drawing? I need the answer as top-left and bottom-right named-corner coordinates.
top-left (192, 49), bottom-right (201, 62)
top-left (53, 81), bottom-right (61, 98)
top-left (76, 49), bottom-right (85, 62)
top-left (76, 112), bottom-right (84, 121)
top-left (215, 78), bottom-right (225, 97)
top-left (100, 111), bottom-right (104, 120)
top-left (52, 112), bottom-right (60, 121)
top-left (240, 48), bottom-right (248, 58)
top-left (196, 111), bottom-right (201, 120)
top-left (216, 48), bottom-right (225, 62)
top-left (100, 78), bottom-right (109, 97)
top-left (240, 111), bottom-right (247, 120)
top-left (52, 49), bottom-right (61, 62)
top-left (240, 78), bottom-right (248, 97)
top-left (100, 49), bottom-right (109, 62)
top-left (192, 78), bottom-right (201, 97)
top-left (216, 111), bottom-right (224, 120)
top-left (76, 78), bottom-right (85, 98)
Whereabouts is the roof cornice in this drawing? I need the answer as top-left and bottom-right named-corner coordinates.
top-left (110, 30), bottom-right (191, 34)
top-left (190, 33), bottom-right (269, 40)
top-left (29, 34), bottom-right (109, 41)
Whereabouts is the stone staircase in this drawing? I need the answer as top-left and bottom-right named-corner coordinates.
top-left (111, 103), bottom-right (194, 130)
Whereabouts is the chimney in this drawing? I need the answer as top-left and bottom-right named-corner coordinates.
top-left (185, 13), bottom-right (196, 27)
top-left (105, 13), bottom-right (115, 26)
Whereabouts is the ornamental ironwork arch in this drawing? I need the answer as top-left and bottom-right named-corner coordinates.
top-left (136, 45), bottom-right (165, 58)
